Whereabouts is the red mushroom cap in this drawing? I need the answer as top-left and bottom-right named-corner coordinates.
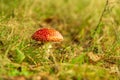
top-left (32, 28), bottom-right (63, 42)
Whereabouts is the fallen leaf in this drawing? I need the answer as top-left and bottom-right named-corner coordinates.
top-left (87, 52), bottom-right (102, 62)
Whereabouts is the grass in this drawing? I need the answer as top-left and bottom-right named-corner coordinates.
top-left (0, 0), bottom-right (120, 80)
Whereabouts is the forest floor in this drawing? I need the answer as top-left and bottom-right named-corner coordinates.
top-left (0, 0), bottom-right (120, 80)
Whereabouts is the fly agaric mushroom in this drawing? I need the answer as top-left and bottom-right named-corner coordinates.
top-left (32, 28), bottom-right (63, 54)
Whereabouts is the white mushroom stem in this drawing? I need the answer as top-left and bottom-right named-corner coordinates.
top-left (43, 42), bottom-right (52, 54)
top-left (42, 42), bottom-right (56, 62)
top-left (41, 42), bottom-right (52, 60)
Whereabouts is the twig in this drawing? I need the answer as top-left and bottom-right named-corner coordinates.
top-left (93, 0), bottom-right (109, 36)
